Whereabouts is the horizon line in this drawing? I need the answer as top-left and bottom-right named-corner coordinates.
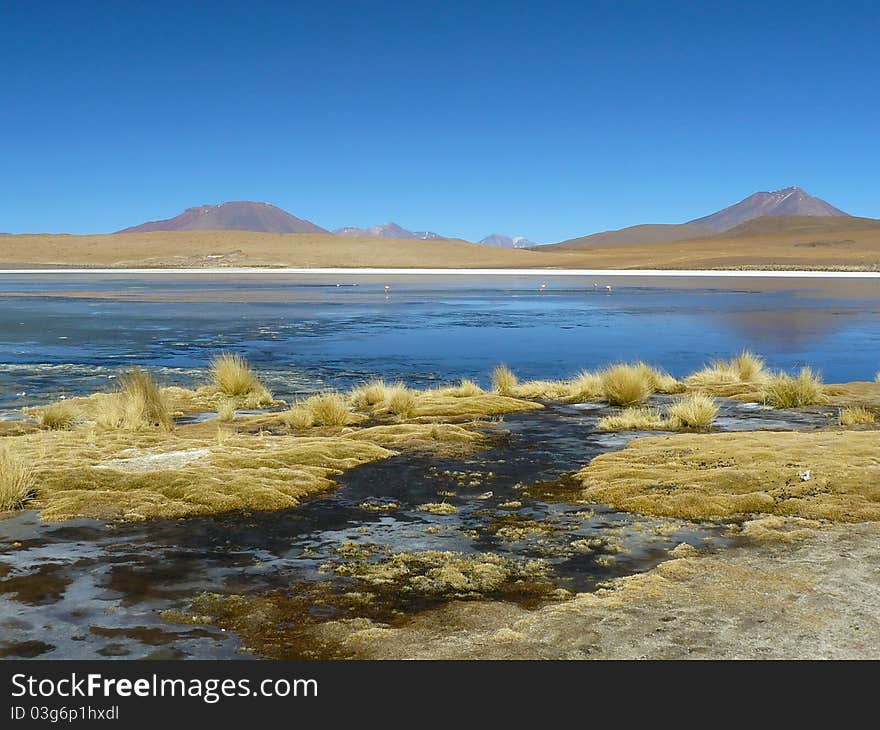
top-left (1, 267), bottom-right (878, 279)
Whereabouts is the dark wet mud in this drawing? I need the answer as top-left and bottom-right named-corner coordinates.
top-left (0, 400), bottom-right (830, 659)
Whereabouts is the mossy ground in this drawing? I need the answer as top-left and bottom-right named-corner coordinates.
top-left (576, 430), bottom-right (880, 521)
top-left (7, 375), bottom-right (539, 521)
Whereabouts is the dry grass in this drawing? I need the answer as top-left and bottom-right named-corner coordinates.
top-left (510, 379), bottom-right (572, 400)
top-left (763, 367), bottom-right (827, 408)
top-left (8, 428), bottom-right (394, 521)
top-left (577, 430), bottom-right (880, 521)
top-left (598, 407), bottom-right (666, 432)
top-left (39, 400), bottom-right (82, 430)
top-left (491, 365), bottom-right (518, 396)
top-left (211, 352), bottom-right (260, 396)
top-left (301, 393), bottom-right (353, 427)
top-left (94, 369), bottom-right (173, 431)
top-left (434, 379), bottom-right (485, 398)
top-left (567, 370), bottom-right (604, 402)
top-left (0, 445), bottom-right (36, 510)
top-left (666, 394), bottom-right (719, 430)
top-left (387, 387), bottom-right (418, 420)
top-left (487, 363), bottom-right (674, 405)
top-left (210, 352), bottom-right (273, 406)
top-left (635, 363), bottom-right (684, 394)
top-left (346, 423), bottom-right (484, 451)
top-left (216, 397), bottom-right (237, 422)
top-left (686, 351), bottom-right (768, 393)
top-left (349, 379), bottom-right (391, 410)
top-left (283, 404), bottom-right (315, 431)
top-left (839, 406), bottom-right (876, 426)
top-left (412, 392), bottom-right (542, 419)
top-left (599, 395), bottom-right (719, 432)
top-left (601, 364), bottom-right (652, 406)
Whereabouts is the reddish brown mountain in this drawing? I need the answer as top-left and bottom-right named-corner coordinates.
top-left (117, 201), bottom-right (328, 234)
top-left (688, 187), bottom-right (848, 232)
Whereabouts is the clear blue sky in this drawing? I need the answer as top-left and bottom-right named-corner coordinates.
top-left (2, 1), bottom-right (877, 240)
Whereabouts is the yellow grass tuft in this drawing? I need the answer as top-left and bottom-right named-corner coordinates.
top-left (387, 386), bottom-right (418, 420)
top-left (301, 392), bottom-right (352, 427)
top-left (686, 350), bottom-right (768, 391)
top-left (439, 379), bottom-right (485, 398)
top-left (601, 364), bottom-right (652, 406)
top-left (39, 400), bottom-right (82, 430)
top-left (510, 379), bottom-right (571, 400)
top-left (731, 351), bottom-right (767, 381)
top-left (635, 362), bottom-right (683, 394)
top-left (491, 364), bottom-right (518, 396)
top-left (282, 405), bottom-right (315, 431)
top-left (216, 397), bottom-right (237, 422)
top-left (763, 367), bottom-right (827, 409)
top-left (0, 445), bottom-right (36, 510)
top-left (210, 352), bottom-right (273, 406)
top-left (350, 379), bottom-right (391, 410)
top-left (598, 407), bottom-right (666, 431)
top-left (839, 406), bottom-right (876, 426)
top-left (567, 370), bottom-right (604, 402)
top-left (95, 369), bottom-right (173, 431)
top-left (667, 394), bottom-right (719, 430)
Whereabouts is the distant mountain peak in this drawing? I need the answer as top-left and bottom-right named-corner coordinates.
top-left (688, 186), bottom-right (848, 232)
top-left (479, 233), bottom-right (538, 248)
top-left (117, 201), bottom-right (328, 234)
top-left (333, 222), bottom-right (446, 240)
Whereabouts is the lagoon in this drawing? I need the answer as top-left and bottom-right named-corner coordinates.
top-left (1, 274), bottom-right (878, 417)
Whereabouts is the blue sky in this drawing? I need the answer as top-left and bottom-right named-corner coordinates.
top-left (1, 1), bottom-right (877, 240)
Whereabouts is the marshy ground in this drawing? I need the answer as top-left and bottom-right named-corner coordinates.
top-left (2, 351), bottom-right (879, 659)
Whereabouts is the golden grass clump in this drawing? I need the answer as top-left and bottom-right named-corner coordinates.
top-left (491, 364), bottom-right (518, 396)
top-left (839, 406), bottom-right (876, 426)
top-left (509, 379), bottom-right (571, 400)
top-left (577, 430), bottom-right (880, 522)
top-left (96, 369), bottom-right (172, 431)
top-left (600, 364), bottom-right (652, 406)
top-left (635, 363), bottom-right (684, 394)
top-left (667, 394), bottom-right (719, 430)
top-left (283, 404), bottom-right (315, 431)
top-left (216, 397), bottom-right (237, 422)
top-left (566, 370), bottom-right (604, 402)
top-left (349, 379), bottom-right (391, 410)
top-left (439, 379), bottom-right (485, 398)
top-left (731, 351), bottom-right (766, 382)
top-left (301, 392), bottom-right (352, 427)
top-left (763, 367), bottom-right (827, 409)
top-left (598, 407), bottom-right (666, 432)
top-left (686, 350), bottom-right (768, 392)
top-left (387, 386), bottom-right (418, 420)
top-left (0, 445), bottom-right (36, 510)
top-left (210, 352), bottom-right (273, 406)
top-left (39, 400), bottom-right (82, 430)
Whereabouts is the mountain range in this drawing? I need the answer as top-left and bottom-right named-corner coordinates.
top-left (478, 234), bottom-right (538, 248)
top-left (334, 222), bottom-right (445, 240)
top-left (109, 186), bottom-right (853, 248)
